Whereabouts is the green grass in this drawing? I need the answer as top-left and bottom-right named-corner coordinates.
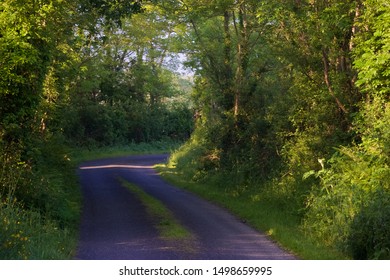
top-left (156, 164), bottom-right (347, 260)
top-left (0, 183), bottom-right (79, 260)
top-left (119, 178), bottom-right (192, 241)
top-left (0, 139), bottom-right (81, 260)
top-left (119, 178), bottom-right (198, 257)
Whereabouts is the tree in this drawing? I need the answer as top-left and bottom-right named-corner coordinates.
top-left (59, 3), bottom-right (194, 145)
top-left (252, 0), bottom-right (365, 180)
top-left (0, 0), bottom-right (145, 244)
top-left (353, 0), bottom-right (390, 97)
top-left (0, 0), bottom-right (143, 145)
top-left (299, 0), bottom-right (390, 258)
top-left (167, 0), bottom-right (288, 180)
top-left (0, 0), bottom-right (61, 143)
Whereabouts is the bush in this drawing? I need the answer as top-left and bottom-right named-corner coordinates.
top-left (0, 138), bottom-right (79, 259)
top-left (348, 190), bottom-right (390, 259)
top-left (0, 202), bottom-right (30, 259)
top-left (0, 199), bottom-right (74, 260)
top-left (303, 96), bottom-right (390, 259)
top-left (168, 124), bottom-right (212, 181)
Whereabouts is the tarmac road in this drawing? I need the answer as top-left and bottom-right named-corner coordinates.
top-left (75, 154), bottom-right (296, 260)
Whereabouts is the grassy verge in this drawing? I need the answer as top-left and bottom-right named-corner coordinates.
top-left (156, 164), bottom-right (347, 260)
top-left (119, 178), bottom-right (198, 256)
top-left (119, 178), bottom-right (192, 241)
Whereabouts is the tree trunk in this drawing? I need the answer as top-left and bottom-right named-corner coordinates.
top-left (322, 48), bottom-right (348, 114)
top-left (233, 2), bottom-right (248, 117)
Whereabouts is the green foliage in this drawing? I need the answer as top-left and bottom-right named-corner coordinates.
top-left (0, 200), bottom-right (75, 260)
top-left (303, 96), bottom-right (390, 258)
top-left (284, 2), bottom-right (390, 259)
top-left (0, 139), bottom-right (79, 259)
top-left (81, 0), bottom-right (143, 25)
top-left (266, 0), bottom-right (360, 181)
top-left (348, 190), bottom-right (390, 259)
top-left (171, 0), bottom-right (294, 187)
top-left (0, 0), bottom-right (53, 142)
top-left (61, 96), bottom-right (193, 147)
top-left (168, 0), bottom-right (389, 260)
top-left (353, 0), bottom-right (390, 96)
top-left (0, 201), bottom-right (30, 259)
top-left (58, 6), bottom-right (194, 147)
top-left (1, 0), bottom-right (389, 260)
top-left (168, 124), bottom-right (217, 181)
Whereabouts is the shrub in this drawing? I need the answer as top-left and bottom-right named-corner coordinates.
top-left (0, 202), bottom-right (30, 259)
top-left (0, 138), bottom-right (79, 259)
top-left (303, 96), bottom-right (390, 259)
top-left (0, 199), bottom-right (74, 260)
top-left (348, 190), bottom-right (390, 259)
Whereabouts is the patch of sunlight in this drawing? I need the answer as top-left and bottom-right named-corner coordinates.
top-left (267, 228), bottom-right (275, 236)
top-left (251, 194), bottom-right (262, 202)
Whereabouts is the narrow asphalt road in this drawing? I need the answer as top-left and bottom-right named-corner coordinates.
top-left (76, 154), bottom-right (295, 260)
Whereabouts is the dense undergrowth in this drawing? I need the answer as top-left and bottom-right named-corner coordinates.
top-left (163, 95), bottom-right (390, 260)
top-left (303, 97), bottom-right (390, 259)
top-left (0, 139), bottom-right (80, 259)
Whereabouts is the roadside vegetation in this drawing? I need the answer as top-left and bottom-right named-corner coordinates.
top-left (160, 0), bottom-right (390, 260)
top-left (0, 0), bottom-right (191, 259)
top-left (1, 0), bottom-right (389, 260)
top-left (0, 140), bottom-right (80, 259)
top-left (157, 163), bottom-right (345, 260)
top-left (70, 141), bottom-right (181, 163)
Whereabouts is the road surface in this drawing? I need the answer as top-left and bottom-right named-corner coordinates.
top-left (75, 154), bottom-right (295, 260)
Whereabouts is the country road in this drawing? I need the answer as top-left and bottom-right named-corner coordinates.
top-left (75, 154), bottom-right (295, 260)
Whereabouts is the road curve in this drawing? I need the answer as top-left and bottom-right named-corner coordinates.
top-left (75, 154), bottom-right (296, 260)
